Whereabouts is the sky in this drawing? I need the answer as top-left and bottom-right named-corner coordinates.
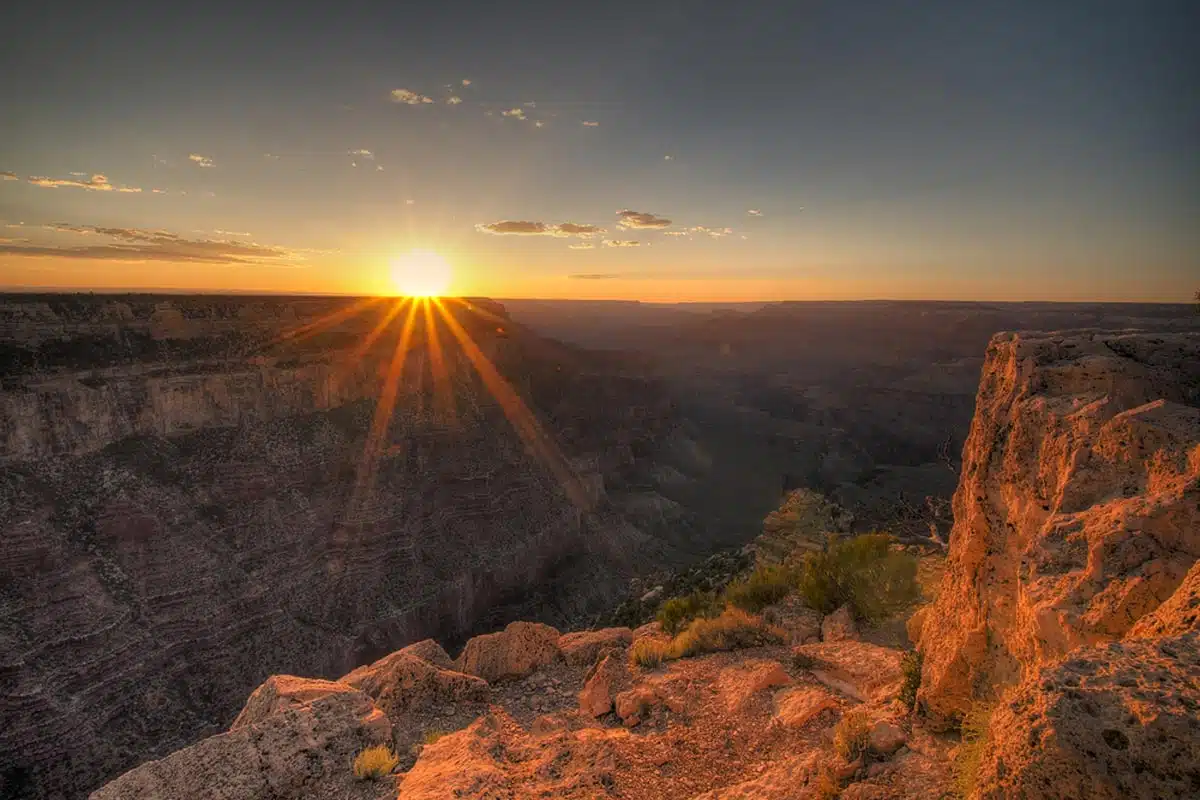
top-left (1, 0), bottom-right (1196, 301)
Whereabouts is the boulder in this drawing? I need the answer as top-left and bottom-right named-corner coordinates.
top-left (342, 650), bottom-right (489, 718)
top-left (615, 685), bottom-right (662, 727)
top-left (91, 688), bottom-right (391, 799)
top-left (399, 638), bottom-right (456, 670)
top-left (975, 633), bottom-right (1200, 799)
top-left (558, 627), bottom-right (633, 666)
top-left (773, 688), bottom-right (838, 728)
top-left (918, 332), bottom-right (1200, 728)
top-left (822, 604), bottom-right (859, 642)
top-left (867, 719), bottom-right (906, 755)
top-left (230, 674), bottom-right (363, 730)
top-left (455, 621), bottom-right (562, 683)
top-left (578, 653), bottom-right (629, 717)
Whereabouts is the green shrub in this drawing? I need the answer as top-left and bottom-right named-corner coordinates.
top-left (954, 703), bottom-right (994, 797)
top-left (352, 746), bottom-right (399, 780)
top-left (723, 565), bottom-right (794, 612)
top-left (796, 534), bottom-right (920, 623)
top-left (671, 607), bottom-right (784, 658)
top-left (899, 650), bottom-right (923, 711)
top-left (630, 637), bottom-right (673, 668)
top-left (656, 590), bottom-right (720, 635)
top-left (833, 710), bottom-right (871, 761)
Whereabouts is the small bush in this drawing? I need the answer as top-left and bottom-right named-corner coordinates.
top-left (954, 703), bottom-right (994, 797)
top-left (899, 650), bottom-right (923, 711)
top-left (671, 607), bottom-right (784, 659)
top-left (352, 746), bottom-right (399, 780)
top-left (421, 729), bottom-right (448, 746)
top-left (630, 637), bottom-right (673, 668)
top-left (796, 534), bottom-right (920, 623)
top-left (833, 710), bottom-right (871, 761)
top-left (657, 590), bottom-right (720, 635)
top-left (723, 565), bottom-right (794, 612)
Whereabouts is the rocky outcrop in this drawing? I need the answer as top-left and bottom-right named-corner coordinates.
top-left (91, 684), bottom-right (392, 800)
top-left (975, 633), bottom-right (1200, 798)
top-left (919, 330), bottom-right (1200, 727)
top-left (558, 626), bottom-right (634, 666)
top-left (341, 650), bottom-right (490, 718)
top-left (0, 295), bottom-right (687, 798)
top-left (454, 620), bottom-right (563, 682)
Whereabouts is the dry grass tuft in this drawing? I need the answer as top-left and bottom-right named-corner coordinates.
top-left (833, 709), bottom-right (871, 761)
top-left (672, 607), bottom-right (785, 658)
top-left (630, 637), bottom-right (673, 668)
top-left (352, 745), bottom-right (399, 780)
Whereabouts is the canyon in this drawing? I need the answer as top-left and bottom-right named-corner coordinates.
top-left (0, 295), bottom-right (693, 799)
top-left (85, 327), bottom-right (1200, 799)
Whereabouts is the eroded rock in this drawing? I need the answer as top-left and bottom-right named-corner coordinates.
top-left (341, 651), bottom-right (489, 718)
top-left (455, 621), bottom-right (562, 683)
top-left (822, 604), bottom-right (859, 642)
top-left (558, 627), bottom-right (633, 666)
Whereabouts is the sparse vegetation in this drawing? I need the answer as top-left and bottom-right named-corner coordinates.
top-left (630, 637), bottom-right (673, 668)
top-left (352, 745), bottom-right (399, 780)
top-left (421, 729), bottom-right (448, 746)
top-left (632, 607), bottom-right (784, 667)
top-left (833, 709), bottom-right (871, 761)
top-left (899, 650), bottom-right (923, 711)
top-left (796, 533), bottom-right (920, 623)
top-left (792, 650), bottom-right (817, 671)
top-left (954, 703), bottom-right (995, 797)
top-left (813, 766), bottom-right (843, 799)
top-left (671, 607), bottom-right (785, 658)
top-left (723, 564), bottom-right (795, 612)
top-left (656, 590), bottom-right (720, 635)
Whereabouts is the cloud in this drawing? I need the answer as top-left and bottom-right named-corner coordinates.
top-left (662, 230), bottom-right (690, 237)
top-left (568, 243), bottom-right (596, 250)
top-left (476, 220), bottom-right (606, 238)
top-left (27, 173), bottom-right (142, 193)
top-left (664, 155), bottom-right (673, 160)
top-left (534, 120), bottom-right (546, 128)
top-left (264, 153), bottom-right (281, 160)
top-left (214, 229), bottom-right (252, 237)
top-left (581, 121), bottom-right (600, 127)
top-left (391, 88), bottom-right (434, 105)
top-left (1, 226), bottom-right (299, 265)
top-left (348, 149), bottom-right (374, 159)
top-left (616, 209), bottom-right (671, 229)
top-left (462, 79), bottom-right (472, 86)
top-left (151, 188), bottom-right (167, 194)
top-left (188, 153), bottom-right (215, 168)
top-left (447, 96), bottom-right (463, 105)
top-left (602, 239), bottom-right (640, 247)
top-left (0, 171), bottom-right (18, 181)
top-left (568, 273), bottom-right (622, 279)
top-left (501, 108), bottom-right (526, 120)
top-left (747, 209), bottom-right (763, 216)
top-left (152, 154), bottom-right (170, 166)
top-left (554, 222), bottom-right (605, 237)
top-left (690, 226), bottom-right (734, 238)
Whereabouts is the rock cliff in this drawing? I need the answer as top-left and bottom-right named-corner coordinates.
top-left (0, 295), bottom-right (686, 799)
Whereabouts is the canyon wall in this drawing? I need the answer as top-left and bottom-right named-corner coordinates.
top-left (919, 329), bottom-right (1200, 724)
top-left (0, 295), bottom-right (683, 799)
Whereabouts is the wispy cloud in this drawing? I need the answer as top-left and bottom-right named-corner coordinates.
top-left (690, 226), bottom-right (734, 238)
top-left (664, 155), bottom-right (673, 160)
top-left (602, 239), bottom-right (640, 247)
top-left (2, 225), bottom-right (301, 265)
top-left (747, 209), bottom-right (763, 216)
top-left (568, 243), bottom-right (596, 250)
top-left (461, 79), bottom-right (472, 86)
top-left (27, 173), bottom-right (142, 193)
top-left (475, 220), bottom-right (605, 238)
top-left (348, 148), bottom-right (374, 159)
top-left (616, 209), bottom-right (671, 229)
top-left (501, 108), bottom-right (526, 120)
top-left (391, 88), bottom-right (434, 105)
top-left (534, 120), bottom-right (546, 128)
top-left (447, 96), bottom-right (463, 105)
top-left (568, 273), bottom-right (622, 279)
top-left (581, 121), bottom-right (600, 127)
top-left (188, 153), bottom-right (215, 168)
top-left (0, 171), bottom-right (18, 181)
top-left (662, 230), bottom-right (690, 237)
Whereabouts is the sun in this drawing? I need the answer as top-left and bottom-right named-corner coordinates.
top-left (391, 250), bottom-right (452, 297)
